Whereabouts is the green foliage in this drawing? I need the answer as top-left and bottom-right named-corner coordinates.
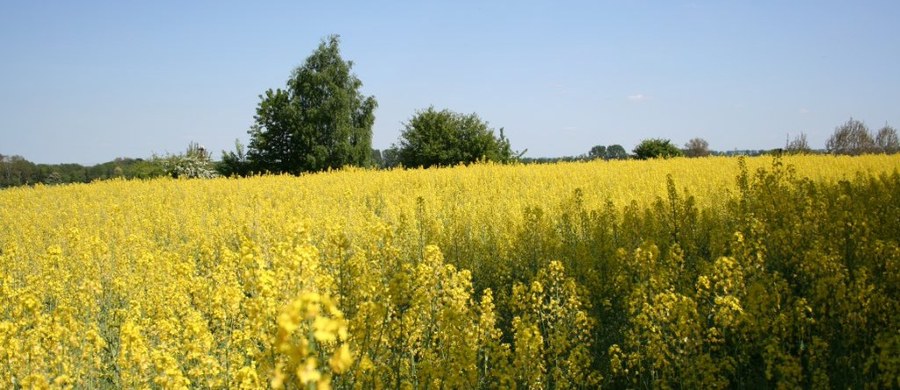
top-left (395, 107), bottom-right (517, 168)
top-left (0, 154), bottom-right (165, 188)
top-left (586, 144), bottom-right (629, 161)
top-left (217, 139), bottom-right (251, 177)
top-left (0, 154), bottom-right (40, 187)
top-left (632, 138), bottom-right (684, 159)
top-left (381, 147), bottom-right (401, 169)
top-left (370, 148), bottom-right (383, 168)
top-left (588, 145), bottom-right (607, 160)
top-left (247, 35), bottom-right (377, 174)
top-left (606, 144), bottom-right (628, 160)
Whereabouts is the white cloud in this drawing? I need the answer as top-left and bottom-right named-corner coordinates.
top-left (627, 93), bottom-right (646, 102)
top-left (798, 108), bottom-right (810, 114)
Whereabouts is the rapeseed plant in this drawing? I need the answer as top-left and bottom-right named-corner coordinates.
top-left (0, 154), bottom-right (898, 388)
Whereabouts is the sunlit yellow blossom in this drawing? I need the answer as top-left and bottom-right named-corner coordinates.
top-left (330, 344), bottom-right (353, 374)
top-left (298, 357), bottom-right (321, 383)
top-left (0, 155), bottom-right (897, 388)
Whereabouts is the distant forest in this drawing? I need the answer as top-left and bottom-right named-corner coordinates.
top-left (0, 155), bottom-right (165, 188)
top-left (0, 147), bottom-right (789, 189)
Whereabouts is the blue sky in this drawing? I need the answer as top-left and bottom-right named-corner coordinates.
top-left (2, 1), bottom-right (898, 164)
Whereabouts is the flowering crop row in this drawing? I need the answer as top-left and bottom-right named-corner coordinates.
top-left (1, 155), bottom-right (898, 388)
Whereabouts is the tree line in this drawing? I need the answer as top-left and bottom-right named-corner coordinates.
top-left (0, 154), bottom-right (164, 188)
top-left (3, 36), bottom-right (898, 187)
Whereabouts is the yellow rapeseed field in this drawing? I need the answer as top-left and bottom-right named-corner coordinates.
top-left (1, 154), bottom-right (899, 388)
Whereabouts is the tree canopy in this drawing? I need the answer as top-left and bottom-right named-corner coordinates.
top-left (588, 145), bottom-right (607, 160)
top-left (606, 144), bottom-right (628, 160)
top-left (587, 144), bottom-right (628, 160)
top-left (395, 107), bottom-right (516, 168)
top-left (632, 138), bottom-right (683, 160)
top-left (218, 139), bottom-right (251, 177)
top-left (0, 154), bottom-right (164, 188)
top-left (247, 35), bottom-right (377, 174)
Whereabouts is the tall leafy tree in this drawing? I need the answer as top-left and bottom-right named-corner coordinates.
top-left (248, 35), bottom-right (377, 174)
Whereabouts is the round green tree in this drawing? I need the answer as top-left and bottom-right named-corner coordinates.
top-left (632, 138), bottom-right (684, 160)
top-left (396, 107), bottom-right (515, 168)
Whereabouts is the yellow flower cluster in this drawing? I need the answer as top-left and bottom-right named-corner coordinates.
top-left (272, 292), bottom-right (350, 389)
top-left (0, 154), bottom-right (898, 388)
